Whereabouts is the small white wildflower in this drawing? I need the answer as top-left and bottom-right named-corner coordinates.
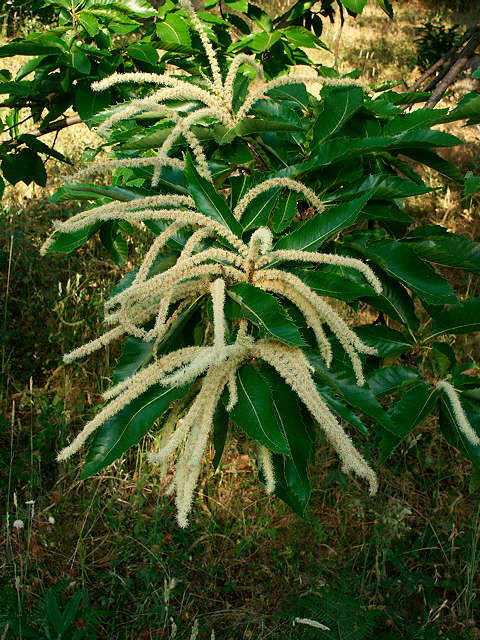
top-left (294, 617), bottom-right (331, 631)
top-left (13, 519), bottom-right (24, 530)
top-left (48, 516), bottom-right (55, 525)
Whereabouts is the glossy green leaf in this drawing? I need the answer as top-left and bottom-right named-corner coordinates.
top-left (126, 42), bottom-right (158, 64)
top-left (225, 283), bottom-right (305, 347)
top-left (0, 41), bottom-right (59, 57)
top-left (213, 402), bottom-right (229, 470)
top-left (111, 335), bottom-right (153, 385)
top-left (229, 365), bottom-right (290, 454)
top-left (332, 174), bottom-right (433, 201)
top-left (249, 31), bottom-right (282, 53)
top-left (75, 86), bottom-right (111, 120)
top-left (241, 186), bottom-right (280, 231)
top-left (90, 0), bottom-right (156, 17)
top-left (431, 298), bottom-right (480, 337)
top-left (362, 271), bottom-right (419, 330)
top-left (406, 226), bottom-right (480, 275)
top-left (354, 240), bottom-right (457, 305)
top-left (321, 389), bottom-right (369, 436)
top-left (156, 13), bottom-right (191, 46)
top-left (235, 117), bottom-right (302, 136)
top-left (341, 0), bottom-right (367, 12)
top-left (45, 222), bottom-right (101, 254)
top-left (354, 325), bottom-right (412, 358)
top-left (275, 192), bottom-right (370, 252)
top-left (99, 222), bottom-right (128, 265)
top-left (400, 148), bottom-right (463, 182)
top-left (282, 26), bottom-right (327, 49)
top-left (262, 367), bottom-right (313, 516)
top-left (82, 384), bottom-right (188, 478)
top-left (18, 134), bottom-right (69, 164)
top-left (380, 382), bottom-right (438, 462)
top-left (464, 171), bottom-right (480, 197)
top-left (367, 365), bottom-right (420, 398)
top-left (271, 190), bottom-right (298, 233)
top-left (312, 86), bottom-right (363, 143)
top-left (439, 395), bottom-right (480, 471)
top-left (309, 353), bottom-right (396, 433)
top-left (185, 153), bottom-right (242, 236)
top-left (50, 183), bottom-right (141, 203)
top-left (293, 265), bottom-right (375, 302)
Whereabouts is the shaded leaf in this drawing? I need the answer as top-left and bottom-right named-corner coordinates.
top-left (82, 384), bottom-right (188, 478)
top-left (229, 365), bottom-right (290, 454)
top-left (225, 283), bottom-right (305, 347)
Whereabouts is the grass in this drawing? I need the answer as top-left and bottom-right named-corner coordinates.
top-left (2, 1), bottom-right (480, 638)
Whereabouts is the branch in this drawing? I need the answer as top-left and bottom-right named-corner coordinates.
top-left (426, 29), bottom-right (480, 108)
top-left (6, 114), bottom-right (82, 149)
top-left (408, 25), bottom-right (478, 92)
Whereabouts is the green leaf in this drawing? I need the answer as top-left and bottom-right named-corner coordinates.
top-left (184, 153), bottom-right (242, 236)
top-left (234, 117), bottom-right (302, 136)
top-left (354, 325), bottom-right (412, 358)
top-left (112, 335), bottom-right (153, 385)
top-left (362, 271), bottom-right (419, 331)
top-left (18, 134), bottom-right (68, 164)
top-left (367, 365), bottom-right (420, 398)
top-left (332, 174), bottom-right (433, 201)
top-left (464, 171), bottom-right (480, 197)
top-left (45, 223), bottom-right (101, 254)
top-left (400, 148), bottom-right (463, 182)
top-left (90, 0), bottom-right (156, 18)
top-left (383, 108), bottom-right (449, 135)
top-left (271, 190), bottom-right (298, 233)
top-left (213, 402), bottom-right (229, 470)
top-left (431, 298), bottom-right (480, 337)
top-left (294, 265), bottom-right (375, 302)
top-left (75, 85), bottom-right (112, 120)
top-left (45, 590), bottom-right (64, 635)
top-left (82, 384), bottom-right (188, 478)
top-left (3, 149), bottom-right (47, 187)
top-left (225, 283), bottom-right (305, 347)
top-left (376, 0), bottom-right (393, 17)
top-left (275, 192), bottom-right (370, 252)
top-left (126, 42), bottom-right (158, 65)
top-left (0, 41), bottom-right (59, 57)
top-left (78, 11), bottom-right (100, 36)
top-left (72, 49), bottom-right (91, 74)
top-left (439, 395), bottom-right (480, 471)
top-left (240, 186), bottom-right (280, 231)
top-left (312, 86), bottom-right (363, 143)
top-left (99, 222), bottom-right (129, 265)
top-left (156, 13), bottom-right (191, 46)
top-left (262, 366), bottom-right (313, 516)
top-left (309, 353), bottom-right (396, 433)
top-left (321, 390), bottom-right (369, 436)
top-left (50, 183), bottom-right (141, 203)
top-left (282, 26), bottom-right (327, 49)
top-left (341, 0), bottom-right (367, 12)
top-left (249, 31), bottom-right (282, 53)
top-left (353, 239), bottom-right (457, 305)
top-left (229, 364), bottom-right (290, 454)
top-left (442, 92), bottom-right (480, 122)
top-left (406, 226), bottom-right (480, 275)
top-left (380, 382), bottom-right (438, 462)
top-left (267, 82), bottom-right (309, 109)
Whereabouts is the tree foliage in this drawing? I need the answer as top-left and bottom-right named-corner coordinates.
top-left (6, 0), bottom-right (480, 525)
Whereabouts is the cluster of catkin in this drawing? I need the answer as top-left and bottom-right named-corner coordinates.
top-left (47, 173), bottom-right (385, 526)
top-left (44, 0), bottom-right (478, 527)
